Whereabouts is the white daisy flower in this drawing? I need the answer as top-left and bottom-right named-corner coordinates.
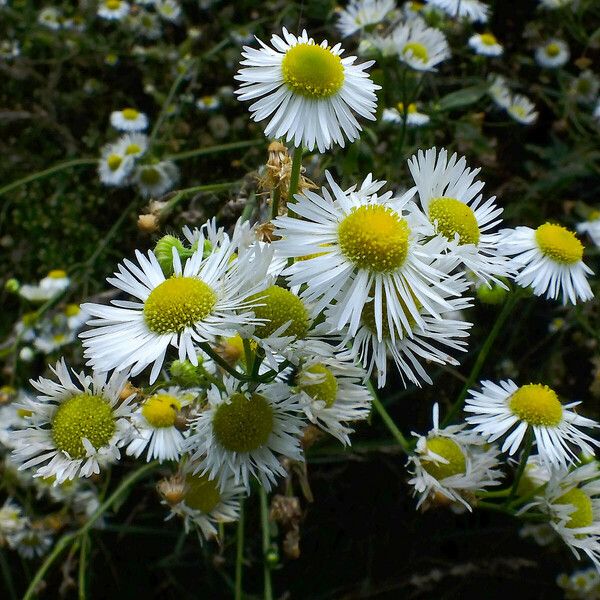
top-left (403, 1), bottom-right (428, 19)
top-left (557, 567), bottom-right (600, 597)
top-left (97, 0), bottom-right (130, 20)
top-left (184, 377), bottom-right (305, 491)
top-left (506, 93), bottom-right (538, 124)
top-left (134, 160), bottom-right (179, 198)
top-left (273, 172), bottom-right (464, 344)
top-left (392, 19), bottom-right (451, 71)
top-left (235, 27), bottom-right (380, 153)
top-left (126, 387), bottom-right (195, 462)
top-left (535, 39), bottom-right (570, 69)
top-left (196, 95), bottom-right (220, 111)
top-left (11, 360), bottom-right (135, 484)
top-left (19, 270), bottom-right (70, 303)
top-left (161, 470), bottom-right (244, 538)
top-left (134, 11), bottom-right (162, 40)
top-left (98, 143), bottom-right (135, 187)
top-left (407, 404), bottom-right (502, 511)
top-left (7, 526), bottom-right (53, 559)
top-left (156, 0), bottom-right (181, 22)
top-left (381, 102), bottom-right (430, 127)
top-left (0, 499), bottom-right (27, 541)
top-left (336, 0), bottom-right (395, 38)
top-left (80, 226), bottom-right (273, 383)
top-left (499, 223), bottom-right (593, 304)
top-left (464, 380), bottom-right (600, 468)
top-left (468, 33), bottom-right (503, 57)
top-left (292, 352), bottom-right (372, 444)
top-left (427, 0), bottom-right (489, 22)
top-left (38, 7), bottom-right (62, 30)
top-left (538, 0), bottom-right (574, 9)
top-left (115, 132), bottom-right (148, 160)
top-left (569, 70), bottom-right (600, 104)
top-left (577, 212), bottom-right (600, 247)
top-left (407, 147), bottom-right (513, 286)
top-left (110, 107), bottom-right (149, 132)
top-left (488, 73), bottom-right (511, 109)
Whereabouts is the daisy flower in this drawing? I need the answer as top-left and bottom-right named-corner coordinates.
top-left (160, 470), bottom-right (244, 538)
top-left (538, 0), bottom-right (575, 8)
top-left (292, 352), bottom-right (372, 444)
top-left (97, 0), bottom-right (130, 20)
top-left (557, 567), bottom-right (600, 597)
top-left (535, 39), bottom-right (570, 69)
top-left (38, 8), bottom-right (62, 30)
top-left (134, 160), bottom-right (179, 198)
top-left (577, 212), bottom-right (600, 247)
top-left (19, 270), bottom-right (70, 303)
top-left (156, 0), bottom-right (181, 22)
top-left (427, 0), bottom-right (490, 23)
top-left (110, 107), bottom-right (149, 132)
top-left (506, 93), bottom-right (538, 124)
top-left (81, 225), bottom-right (273, 383)
top-left (126, 387), bottom-right (195, 462)
top-left (392, 19), bottom-right (451, 71)
top-left (7, 525), bottom-right (53, 559)
top-left (403, 1), bottom-right (427, 19)
top-left (273, 171), bottom-right (463, 344)
top-left (499, 223), bottom-right (593, 304)
top-left (488, 73), bottom-right (511, 109)
top-left (569, 70), bottom-right (600, 105)
top-left (116, 132), bottom-right (148, 160)
top-left (382, 102), bottom-right (430, 127)
top-left (184, 377), bottom-right (305, 491)
top-left (464, 380), bottom-right (600, 468)
top-left (407, 147), bottom-right (513, 285)
top-left (235, 27), bottom-right (379, 153)
top-left (0, 499), bottom-right (27, 541)
top-left (468, 33), bottom-right (503, 57)
top-left (336, 0), bottom-right (395, 38)
top-left (11, 360), bottom-right (135, 484)
top-left (407, 404), bottom-right (502, 510)
top-left (98, 142), bottom-right (135, 187)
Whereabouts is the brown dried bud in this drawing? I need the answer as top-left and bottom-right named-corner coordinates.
top-left (256, 222), bottom-right (278, 243)
top-left (282, 527), bottom-right (301, 560)
top-left (157, 474), bottom-right (186, 506)
top-left (301, 424), bottom-right (325, 449)
top-left (119, 381), bottom-right (140, 402)
top-left (137, 214), bottom-right (160, 234)
top-left (270, 494), bottom-right (302, 526)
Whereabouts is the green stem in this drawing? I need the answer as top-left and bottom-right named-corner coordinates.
top-left (286, 146), bottom-right (303, 217)
top-left (259, 486), bottom-right (273, 600)
top-left (198, 342), bottom-right (250, 382)
top-left (161, 181), bottom-right (241, 217)
top-left (242, 339), bottom-right (255, 375)
top-left (0, 158), bottom-right (97, 198)
top-left (270, 186), bottom-right (281, 221)
top-left (235, 499), bottom-right (245, 600)
top-left (508, 427), bottom-right (535, 504)
top-left (369, 382), bottom-right (411, 454)
top-left (166, 140), bottom-right (264, 162)
top-left (78, 533), bottom-right (89, 600)
top-left (442, 293), bottom-right (520, 427)
top-left (0, 548), bottom-right (17, 600)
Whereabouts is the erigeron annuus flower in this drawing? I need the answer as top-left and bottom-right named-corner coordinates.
top-left (336, 0), bottom-right (395, 38)
top-left (235, 27), bottom-right (379, 153)
top-left (499, 223), bottom-right (593, 304)
top-left (274, 172), bottom-right (463, 344)
top-left (110, 107), bottom-right (149, 132)
top-left (557, 567), bottom-right (600, 598)
top-left (392, 19), bottom-right (450, 71)
top-left (506, 93), bottom-right (538, 124)
top-left (292, 352), bottom-right (372, 444)
top-left (11, 360), bottom-right (135, 484)
top-left (81, 224), bottom-right (273, 383)
top-left (184, 377), bottom-right (305, 491)
top-left (127, 387), bottom-right (195, 462)
top-left (0, 499), bottom-right (27, 542)
top-left (570, 70), bottom-right (600, 105)
top-left (161, 470), bottom-right (244, 538)
top-left (98, 143), bottom-right (135, 187)
top-left (38, 7), bottom-right (62, 30)
top-left (468, 33), bottom-right (503, 57)
top-left (97, 0), bottom-right (130, 20)
top-left (7, 525), bottom-right (54, 559)
top-left (134, 160), bottom-right (179, 198)
top-left (465, 380), bottom-right (600, 467)
top-left (407, 404), bottom-right (502, 510)
top-left (427, 0), bottom-right (489, 23)
top-left (535, 39), bottom-right (570, 69)
top-left (116, 133), bottom-right (148, 159)
top-left (19, 270), bottom-right (70, 303)
top-left (381, 102), bottom-right (430, 127)
top-left (578, 212), bottom-right (600, 247)
top-left (488, 73), bottom-right (511, 109)
top-left (156, 0), bottom-right (181, 22)
top-left (407, 147), bottom-right (513, 286)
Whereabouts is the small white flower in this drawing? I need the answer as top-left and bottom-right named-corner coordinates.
top-left (427, 0), bottom-right (490, 22)
top-left (381, 102), bottom-right (430, 127)
top-left (488, 73), bottom-right (511, 109)
top-left (336, 0), bottom-right (395, 38)
top-left (468, 32), bottom-right (503, 57)
top-left (38, 7), bottom-right (62, 30)
top-left (19, 270), bottom-right (70, 303)
top-left (97, 0), bottom-right (130, 20)
top-left (98, 143), bottom-right (135, 187)
top-left (392, 19), bottom-right (451, 71)
top-left (134, 160), bottom-right (179, 198)
top-left (196, 95), bottom-right (220, 111)
top-left (115, 132), bottom-right (148, 159)
top-left (156, 0), bottom-right (181, 22)
top-left (569, 70), bottom-right (600, 104)
top-left (535, 39), bottom-right (569, 69)
top-left (577, 213), bottom-right (600, 247)
top-left (7, 525), bottom-right (53, 559)
top-left (506, 93), bottom-right (538, 124)
top-left (0, 499), bottom-right (27, 541)
top-left (110, 107), bottom-right (149, 132)
top-left (538, 0), bottom-right (574, 8)
top-left (465, 380), bottom-right (599, 468)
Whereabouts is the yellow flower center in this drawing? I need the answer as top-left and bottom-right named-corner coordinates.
top-left (142, 394), bottom-right (182, 428)
top-left (122, 108), bottom-right (139, 120)
top-left (297, 364), bottom-right (338, 408)
top-left (125, 143), bottom-right (141, 155)
top-left (107, 154), bottom-right (122, 171)
top-left (184, 474), bottom-right (221, 513)
top-left (508, 383), bottom-right (563, 427)
top-left (281, 43), bottom-right (345, 99)
top-left (65, 303), bottom-right (80, 317)
top-left (247, 285), bottom-right (310, 340)
top-left (429, 197), bottom-right (480, 245)
top-left (105, 0), bottom-right (121, 9)
top-left (480, 33), bottom-right (498, 46)
top-left (535, 223), bottom-right (583, 265)
top-left (48, 269), bottom-right (67, 279)
top-left (510, 105), bottom-right (526, 118)
top-left (143, 276), bottom-right (217, 334)
top-left (556, 488), bottom-right (594, 529)
top-left (545, 43), bottom-right (560, 57)
top-left (213, 392), bottom-right (274, 453)
top-left (402, 42), bottom-right (429, 63)
top-left (397, 102), bottom-right (417, 114)
top-left (139, 166), bottom-right (162, 185)
top-left (422, 436), bottom-right (466, 480)
top-left (52, 393), bottom-right (116, 458)
top-left (338, 205), bottom-right (410, 272)
top-left (409, 1), bottom-right (424, 10)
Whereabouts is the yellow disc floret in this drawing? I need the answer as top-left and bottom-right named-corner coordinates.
top-left (480, 33), bottom-right (498, 46)
top-left (509, 383), bottom-right (563, 427)
top-left (212, 392), bottom-right (274, 453)
top-left (122, 108), bottom-right (139, 120)
top-left (184, 473), bottom-right (221, 513)
top-left (403, 42), bottom-right (429, 63)
top-left (535, 223), bottom-right (583, 265)
top-left (338, 205), bottom-right (410, 272)
top-left (125, 143), bottom-right (141, 155)
top-left (142, 394), bottom-right (182, 428)
top-left (422, 436), bottom-right (466, 480)
top-left (246, 285), bottom-right (310, 340)
top-left (105, 0), bottom-right (121, 9)
top-left (429, 197), bottom-right (480, 245)
top-left (298, 364), bottom-right (338, 408)
top-left (282, 43), bottom-right (345, 99)
top-left (51, 393), bottom-right (115, 458)
top-left (556, 488), bottom-right (594, 529)
top-left (545, 43), bottom-right (560, 57)
top-left (107, 154), bottom-right (122, 171)
top-left (397, 102), bottom-right (417, 114)
top-left (139, 166), bottom-right (161, 185)
top-left (143, 276), bottom-right (217, 334)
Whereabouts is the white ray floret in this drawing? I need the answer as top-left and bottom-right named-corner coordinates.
top-left (428, 0), bottom-right (489, 22)
top-left (468, 33), bottom-right (503, 57)
top-left (336, 0), bottom-right (395, 38)
top-left (392, 19), bottom-right (451, 71)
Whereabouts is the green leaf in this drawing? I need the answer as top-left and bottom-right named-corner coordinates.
top-left (437, 85), bottom-right (489, 111)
